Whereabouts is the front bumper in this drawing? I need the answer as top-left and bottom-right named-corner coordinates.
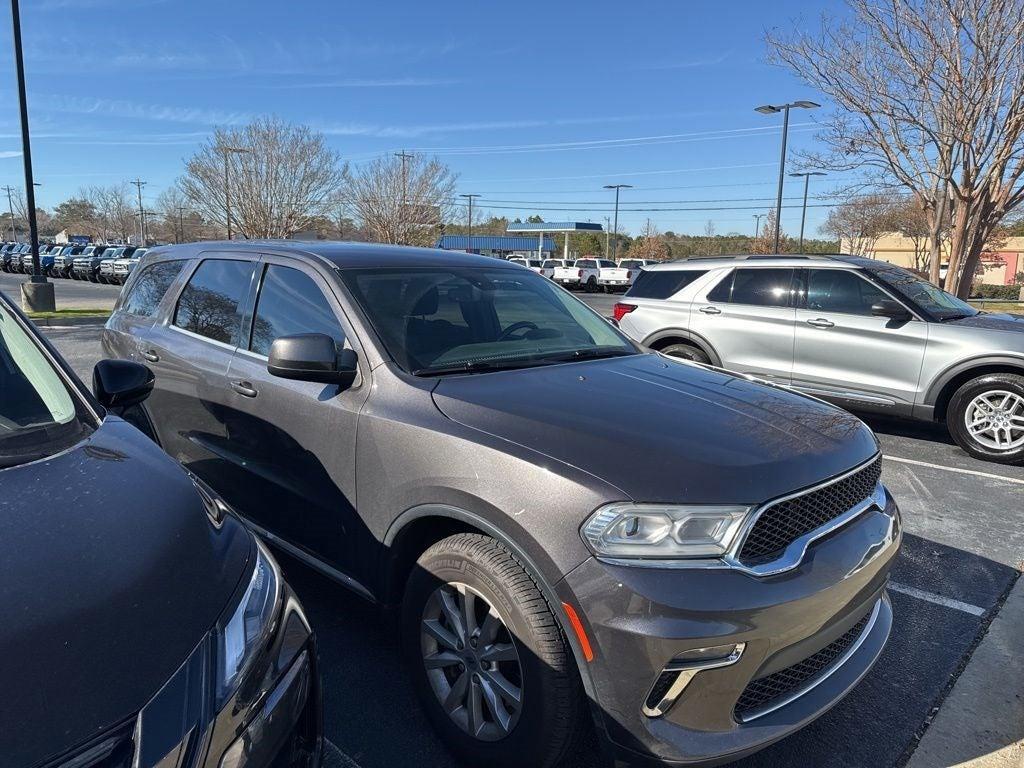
top-left (562, 488), bottom-right (901, 766)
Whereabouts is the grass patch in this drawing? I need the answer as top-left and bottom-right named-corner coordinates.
top-left (27, 308), bottom-right (111, 320)
top-left (969, 301), bottom-right (1024, 313)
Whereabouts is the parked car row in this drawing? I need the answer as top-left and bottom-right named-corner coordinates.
top-left (85, 240), bottom-right (899, 768)
top-left (0, 241), bottom-right (147, 283)
top-left (547, 256), bottom-right (657, 292)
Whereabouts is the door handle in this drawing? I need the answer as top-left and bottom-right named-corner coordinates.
top-left (142, 350), bottom-right (160, 363)
top-left (230, 380), bottom-right (258, 398)
top-left (806, 318), bottom-right (835, 329)
top-left (698, 306), bottom-right (722, 315)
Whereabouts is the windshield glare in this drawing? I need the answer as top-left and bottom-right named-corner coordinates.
top-left (342, 267), bottom-right (637, 374)
top-left (0, 303), bottom-right (92, 467)
top-left (869, 265), bottom-right (978, 320)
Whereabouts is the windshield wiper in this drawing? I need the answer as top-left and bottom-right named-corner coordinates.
top-left (541, 347), bottom-right (636, 363)
top-left (413, 359), bottom-right (544, 377)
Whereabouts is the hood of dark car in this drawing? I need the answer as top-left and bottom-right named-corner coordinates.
top-left (431, 353), bottom-right (879, 504)
top-left (943, 311), bottom-right (1024, 332)
top-left (0, 418), bottom-right (251, 768)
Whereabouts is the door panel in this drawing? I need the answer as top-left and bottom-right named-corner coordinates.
top-left (791, 268), bottom-right (929, 408)
top-left (219, 260), bottom-right (373, 582)
top-left (689, 267), bottom-right (796, 383)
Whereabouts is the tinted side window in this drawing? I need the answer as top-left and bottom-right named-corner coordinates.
top-left (250, 265), bottom-right (344, 357)
top-left (173, 259), bottom-right (254, 345)
top-left (805, 269), bottom-right (889, 315)
top-left (708, 268), bottom-right (795, 307)
top-left (122, 260), bottom-right (185, 317)
top-left (626, 270), bottom-right (708, 300)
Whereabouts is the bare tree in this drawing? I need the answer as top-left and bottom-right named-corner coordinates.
top-left (702, 220), bottom-right (717, 256)
top-left (820, 194), bottom-right (895, 256)
top-left (750, 209), bottom-right (787, 254)
top-left (80, 184), bottom-right (136, 243)
top-left (344, 153), bottom-right (457, 246)
top-left (627, 219), bottom-right (670, 261)
top-left (179, 117), bottom-right (347, 240)
top-left (768, 0), bottom-right (1024, 297)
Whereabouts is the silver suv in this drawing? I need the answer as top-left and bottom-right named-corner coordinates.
top-left (615, 254), bottom-right (1024, 464)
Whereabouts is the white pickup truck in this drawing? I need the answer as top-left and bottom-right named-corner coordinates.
top-left (598, 258), bottom-right (656, 292)
top-left (540, 258), bottom-right (569, 278)
top-left (553, 257), bottom-right (615, 291)
top-left (508, 256), bottom-right (544, 274)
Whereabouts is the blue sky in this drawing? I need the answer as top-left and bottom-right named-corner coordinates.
top-left (0, 0), bottom-right (851, 237)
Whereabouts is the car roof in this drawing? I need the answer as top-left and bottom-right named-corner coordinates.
top-left (642, 253), bottom-right (870, 271)
top-left (141, 239), bottom-right (526, 270)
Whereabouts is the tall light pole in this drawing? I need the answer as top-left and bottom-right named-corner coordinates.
top-left (789, 171), bottom-right (827, 253)
top-left (752, 213), bottom-right (765, 240)
top-left (603, 216), bottom-right (611, 259)
top-left (755, 100), bottom-right (820, 253)
top-left (3, 185), bottom-right (18, 242)
top-left (395, 150), bottom-right (414, 245)
top-left (459, 193), bottom-right (480, 251)
top-left (603, 184), bottom-right (632, 261)
top-left (130, 178), bottom-right (147, 245)
top-left (177, 206), bottom-right (187, 244)
top-left (219, 146), bottom-right (250, 239)
top-left (10, 0), bottom-right (53, 309)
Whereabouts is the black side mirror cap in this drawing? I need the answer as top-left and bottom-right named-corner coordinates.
top-left (267, 333), bottom-right (357, 387)
top-left (871, 299), bottom-right (912, 322)
top-left (93, 359), bottom-right (155, 409)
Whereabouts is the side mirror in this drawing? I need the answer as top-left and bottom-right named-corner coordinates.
top-left (267, 333), bottom-right (357, 387)
top-left (93, 359), bottom-right (154, 408)
top-left (871, 299), bottom-right (912, 322)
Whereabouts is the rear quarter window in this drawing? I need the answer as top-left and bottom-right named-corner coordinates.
top-left (626, 270), bottom-right (708, 300)
top-left (122, 260), bottom-right (186, 317)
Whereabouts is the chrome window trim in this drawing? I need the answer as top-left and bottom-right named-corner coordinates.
top-left (737, 598), bottom-right (884, 723)
top-left (596, 454), bottom-right (887, 577)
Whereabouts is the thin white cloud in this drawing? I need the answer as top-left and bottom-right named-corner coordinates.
top-left (279, 77), bottom-right (462, 89)
top-left (37, 0), bottom-right (167, 9)
top-left (35, 94), bottom-right (253, 127)
top-left (633, 50), bottom-right (735, 71)
top-left (0, 151), bottom-right (22, 159)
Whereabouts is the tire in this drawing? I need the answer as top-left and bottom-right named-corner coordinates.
top-left (585, 277), bottom-right (597, 293)
top-left (402, 533), bottom-right (583, 768)
top-left (660, 342), bottom-right (712, 365)
top-left (946, 373), bottom-right (1024, 465)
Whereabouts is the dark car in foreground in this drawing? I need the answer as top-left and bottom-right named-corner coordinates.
top-left (0, 291), bottom-right (321, 768)
top-left (104, 241), bottom-right (901, 767)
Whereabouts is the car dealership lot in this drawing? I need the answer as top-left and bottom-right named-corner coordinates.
top-left (25, 302), bottom-right (1019, 768)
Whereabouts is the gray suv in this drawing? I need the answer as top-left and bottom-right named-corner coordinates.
top-left (615, 255), bottom-right (1024, 464)
top-left (103, 242), bottom-right (900, 767)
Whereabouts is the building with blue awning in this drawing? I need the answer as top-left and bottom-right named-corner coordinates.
top-left (436, 235), bottom-right (557, 258)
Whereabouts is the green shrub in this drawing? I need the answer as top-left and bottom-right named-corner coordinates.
top-left (970, 283), bottom-right (1022, 300)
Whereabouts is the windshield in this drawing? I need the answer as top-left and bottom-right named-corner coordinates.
top-left (868, 264), bottom-right (978, 320)
top-left (341, 266), bottom-right (638, 375)
top-left (0, 302), bottom-right (93, 468)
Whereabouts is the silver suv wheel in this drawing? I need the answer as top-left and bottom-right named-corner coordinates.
top-left (964, 390), bottom-right (1024, 451)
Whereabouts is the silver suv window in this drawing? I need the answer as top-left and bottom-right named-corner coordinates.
top-left (627, 270), bottom-right (708, 299)
top-left (805, 269), bottom-right (889, 315)
top-left (708, 268), bottom-right (795, 307)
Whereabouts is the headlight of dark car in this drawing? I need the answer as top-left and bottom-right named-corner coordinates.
top-left (216, 539), bottom-right (282, 706)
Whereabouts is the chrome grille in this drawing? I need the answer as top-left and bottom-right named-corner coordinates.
top-left (734, 610), bottom-right (872, 719)
top-left (737, 456), bottom-right (882, 564)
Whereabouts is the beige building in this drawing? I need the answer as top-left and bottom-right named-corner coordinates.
top-left (847, 233), bottom-right (1024, 286)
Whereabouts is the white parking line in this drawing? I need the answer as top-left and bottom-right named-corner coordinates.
top-left (884, 455), bottom-right (1024, 486)
top-left (323, 739), bottom-right (363, 768)
top-left (889, 582), bottom-right (987, 617)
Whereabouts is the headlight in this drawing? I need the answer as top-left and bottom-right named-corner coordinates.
top-left (582, 503), bottom-right (750, 560)
top-left (217, 539), bottom-right (281, 704)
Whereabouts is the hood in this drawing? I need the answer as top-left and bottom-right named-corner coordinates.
top-left (0, 419), bottom-right (251, 768)
top-left (431, 354), bottom-right (879, 505)
top-left (944, 311), bottom-right (1024, 332)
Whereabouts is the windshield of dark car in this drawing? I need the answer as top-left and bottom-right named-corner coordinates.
top-left (0, 303), bottom-right (93, 467)
top-left (619, 260), bottom-right (643, 269)
top-left (868, 264), bottom-right (979, 320)
top-left (341, 266), bottom-right (638, 375)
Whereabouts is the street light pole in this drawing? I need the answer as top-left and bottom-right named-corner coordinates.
top-left (3, 185), bottom-right (18, 242)
top-left (459, 193), bottom-right (480, 252)
top-left (789, 171), bottom-right (827, 253)
top-left (752, 213), bottom-right (765, 240)
top-left (218, 146), bottom-right (250, 240)
top-left (755, 100), bottom-right (820, 253)
top-left (130, 178), bottom-right (147, 245)
top-left (177, 206), bottom-right (186, 244)
top-left (603, 184), bottom-right (632, 261)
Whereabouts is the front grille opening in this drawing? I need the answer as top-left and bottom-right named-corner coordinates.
top-left (734, 610), bottom-right (873, 719)
top-left (738, 456), bottom-right (882, 565)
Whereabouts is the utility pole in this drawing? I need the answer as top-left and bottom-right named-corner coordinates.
top-left (10, 0), bottom-right (53, 310)
top-left (219, 146), bottom-right (250, 240)
top-left (395, 150), bottom-right (414, 245)
top-left (603, 184), bottom-right (632, 261)
top-left (603, 216), bottom-right (611, 259)
top-left (2, 185), bottom-right (18, 242)
top-left (459, 193), bottom-right (480, 251)
top-left (755, 100), bottom-right (820, 253)
top-left (789, 171), bottom-right (826, 253)
top-left (130, 179), bottom-right (147, 245)
top-left (752, 213), bottom-right (765, 240)
top-left (177, 206), bottom-right (186, 244)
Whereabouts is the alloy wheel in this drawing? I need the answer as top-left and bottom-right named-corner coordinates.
top-left (964, 390), bottom-right (1024, 451)
top-left (420, 582), bottom-right (523, 741)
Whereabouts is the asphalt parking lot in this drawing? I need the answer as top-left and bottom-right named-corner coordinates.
top-left (12, 276), bottom-right (1023, 768)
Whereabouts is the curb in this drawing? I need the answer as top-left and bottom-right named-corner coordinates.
top-left (906, 572), bottom-right (1024, 767)
top-left (30, 315), bottom-right (109, 328)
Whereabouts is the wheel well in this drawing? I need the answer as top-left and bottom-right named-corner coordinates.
top-left (647, 335), bottom-right (693, 352)
top-left (382, 515), bottom-right (483, 606)
top-left (934, 364), bottom-right (1024, 421)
